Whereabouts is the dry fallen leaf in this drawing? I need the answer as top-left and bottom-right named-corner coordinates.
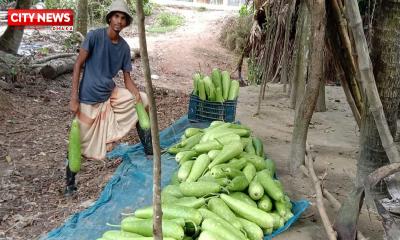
top-left (6, 155), bottom-right (12, 164)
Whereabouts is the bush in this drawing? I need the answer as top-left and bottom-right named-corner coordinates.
top-left (45, 0), bottom-right (77, 12)
top-left (158, 12), bottom-right (182, 26)
top-left (143, 3), bottom-right (153, 16)
top-left (239, 4), bottom-right (254, 17)
top-left (129, 0), bottom-right (154, 17)
top-left (147, 12), bottom-right (184, 33)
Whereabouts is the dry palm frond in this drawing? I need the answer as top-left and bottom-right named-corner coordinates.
top-left (234, 0), bottom-right (296, 90)
top-left (251, 0), bottom-right (293, 114)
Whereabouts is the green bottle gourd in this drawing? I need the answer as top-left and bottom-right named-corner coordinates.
top-left (68, 119), bottom-right (81, 173)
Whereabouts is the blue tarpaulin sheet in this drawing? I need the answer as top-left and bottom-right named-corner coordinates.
top-left (42, 115), bottom-right (309, 240)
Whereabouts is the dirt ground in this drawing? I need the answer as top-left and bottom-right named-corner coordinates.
top-left (0, 5), bottom-right (385, 240)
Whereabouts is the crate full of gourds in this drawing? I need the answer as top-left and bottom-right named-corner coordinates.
top-left (188, 69), bottom-right (239, 123)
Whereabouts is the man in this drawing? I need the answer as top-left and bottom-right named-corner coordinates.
top-left (69, 0), bottom-right (148, 160)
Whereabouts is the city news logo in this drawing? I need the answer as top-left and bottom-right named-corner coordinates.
top-left (7, 9), bottom-right (74, 31)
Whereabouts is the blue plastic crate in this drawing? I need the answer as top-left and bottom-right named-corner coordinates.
top-left (188, 94), bottom-right (237, 122)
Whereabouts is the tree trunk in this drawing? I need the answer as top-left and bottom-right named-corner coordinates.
top-left (39, 57), bottom-right (76, 79)
top-left (76, 0), bottom-right (88, 36)
top-left (333, 186), bottom-right (365, 240)
top-left (289, 2), bottom-right (311, 109)
top-left (136, 0), bottom-right (163, 239)
top-left (316, 80), bottom-right (326, 112)
top-left (0, 0), bottom-right (32, 54)
top-left (356, 1), bottom-right (400, 198)
top-left (289, 0), bottom-right (326, 174)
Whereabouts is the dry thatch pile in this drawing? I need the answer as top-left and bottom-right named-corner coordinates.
top-left (219, 0), bottom-right (339, 88)
top-left (218, 0), bottom-right (290, 85)
top-left (219, 15), bottom-right (253, 54)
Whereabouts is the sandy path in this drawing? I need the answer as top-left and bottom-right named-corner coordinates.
top-left (123, 7), bottom-right (237, 93)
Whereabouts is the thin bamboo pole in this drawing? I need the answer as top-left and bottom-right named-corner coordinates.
top-left (136, 0), bottom-right (163, 239)
top-left (330, 0), bottom-right (364, 115)
top-left (326, 25), bottom-right (361, 126)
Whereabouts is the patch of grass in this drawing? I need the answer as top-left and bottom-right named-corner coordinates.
top-left (39, 47), bottom-right (49, 55)
top-left (239, 4), bottom-right (254, 17)
top-left (158, 12), bottom-right (183, 27)
top-left (197, 6), bottom-right (207, 12)
top-left (147, 12), bottom-right (184, 33)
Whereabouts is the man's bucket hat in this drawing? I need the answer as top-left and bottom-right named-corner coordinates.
top-left (106, 0), bottom-right (133, 26)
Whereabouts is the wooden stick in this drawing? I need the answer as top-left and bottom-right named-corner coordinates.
top-left (0, 128), bottom-right (35, 135)
top-left (367, 163), bottom-right (400, 188)
top-left (33, 53), bottom-right (77, 64)
top-left (338, 67), bottom-right (361, 126)
top-left (339, 78), bottom-right (361, 125)
top-left (136, 0), bottom-right (163, 239)
top-left (31, 64), bottom-right (46, 68)
top-left (302, 164), bottom-right (367, 240)
top-left (330, 0), bottom-right (363, 115)
top-left (303, 145), bottom-right (367, 240)
top-left (305, 146), bottom-right (337, 240)
top-left (325, 18), bottom-right (361, 126)
top-left (300, 164), bottom-right (309, 177)
top-left (271, 64), bottom-right (282, 83)
top-left (322, 189), bottom-right (341, 210)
